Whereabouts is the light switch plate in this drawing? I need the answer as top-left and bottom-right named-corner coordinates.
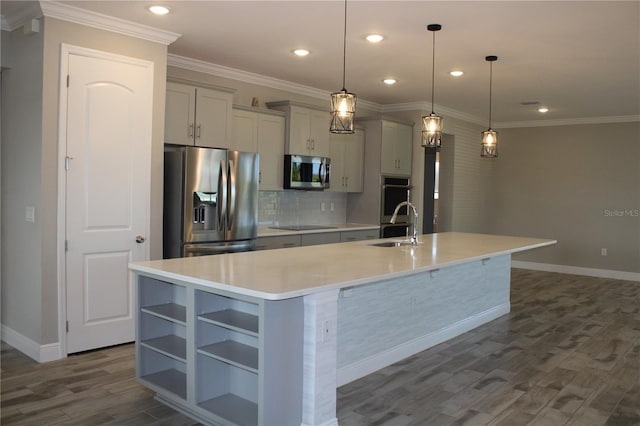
top-left (25, 206), bottom-right (35, 223)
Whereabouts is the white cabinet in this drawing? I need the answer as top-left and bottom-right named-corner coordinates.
top-left (136, 274), bottom-right (303, 426)
top-left (266, 101), bottom-right (330, 157)
top-left (340, 229), bottom-right (380, 242)
top-left (231, 108), bottom-right (259, 153)
top-left (329, 128), bottom-right (364, 192)
top-left (255, 234), bottom-right (300, 251)
top-left (380, 120), bottom-right (413, 176)
top-left (232, 108), bottom-right (285, 190)
top-left (165, 81), bottom-right (233, 149)
top-left (300, 232), bottom-right (340, 246)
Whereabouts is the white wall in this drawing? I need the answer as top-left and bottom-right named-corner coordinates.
top-left (489, 122), bottom-right (640, 273)
top-left (1, 20), bottom-right (45, 344)
top-left (1, 16), bottom-right (168, 348)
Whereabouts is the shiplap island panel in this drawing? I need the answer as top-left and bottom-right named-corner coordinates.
top-left (130, 232), bottom-right (555, 426)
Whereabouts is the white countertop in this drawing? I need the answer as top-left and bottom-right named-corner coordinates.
top-left (130, 232), bottom-right (555, 300)
top-left (257, 223), bottom-right (379, 237)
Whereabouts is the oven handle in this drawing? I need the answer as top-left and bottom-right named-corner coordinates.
top-left (383, 184), bottom-right (413, 189)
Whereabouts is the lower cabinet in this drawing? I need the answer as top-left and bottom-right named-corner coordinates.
top-left (136, 275), bottom-right (303, 426)
top-left (340, 229), bottom-right (380, 242)
top-left (256, 229), bottom-right (379, 251)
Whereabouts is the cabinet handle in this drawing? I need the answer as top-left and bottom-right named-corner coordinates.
top-left (196, 124), bottom-right (201, 139)
top-left (345, 176), bottom-right (348, 187)
top-left (311, 139), bottom-right (315, 150)
top-left (258, 171), bottom-right (262, 184)
top-left (188, 123), bottom-right (194, 137)
top-left (306, 139), bottom-right (310, 150)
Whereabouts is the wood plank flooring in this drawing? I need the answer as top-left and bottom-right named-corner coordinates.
top-left (2, 269), bottom-right (639, 425)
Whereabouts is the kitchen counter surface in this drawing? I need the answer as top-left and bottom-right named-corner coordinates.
top-left (130, 232), bottom-right (555, 300)
top-left (257, 222), bottom-right (379, 237)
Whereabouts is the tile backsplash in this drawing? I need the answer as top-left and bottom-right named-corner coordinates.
top-left (259, 191), bottom-right (347, 226)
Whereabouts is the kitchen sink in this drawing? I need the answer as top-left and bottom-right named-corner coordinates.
top-left (368, 241), bottom-right (416, 247)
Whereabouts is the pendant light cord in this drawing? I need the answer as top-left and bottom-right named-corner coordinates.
top-left (341, 0), bottom-right (347, 91)
top-left (488, 60), bottom-right (493, 128)
top-left (431, 29), bottom-right (436, 114)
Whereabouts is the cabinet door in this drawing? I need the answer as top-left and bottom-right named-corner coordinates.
top-left (309, 109), bottom-right (330, 157)
top-left (380, 120), bottom-right (398, 175)
top-left (257, 114), bottom-right (285, 191)
top-left (165, 82), bottom-right (195, 145)
top-left (395, 123), bottom-right (413, 176)
top-left (328, 133), bottom-right (345, 192)
top-left (344, 129), bottom-right (364, 192)
top-left (255, 235), bottom-right (300, 250)
top-left (232, 109), bottom-right (259, 153)
top-left (288, 106), bottom-right (311, 154)
top-left (300, 232), bottom-right (340, 247)
top-left (195, 87), bottom-right (232, 149)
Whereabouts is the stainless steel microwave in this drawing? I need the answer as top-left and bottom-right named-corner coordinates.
top-left (284, 155), bottom-right (331, 190)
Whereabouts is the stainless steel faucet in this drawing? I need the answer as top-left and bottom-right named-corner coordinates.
top-left (390, 201), bottom-right (419, 245)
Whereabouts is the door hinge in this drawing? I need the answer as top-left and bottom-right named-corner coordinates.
top-left (66, 321), bottom-right (69, 333)
top-left (66, 75), bottom-right (70, 87)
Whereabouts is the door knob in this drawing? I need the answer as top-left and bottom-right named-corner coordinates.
top-left (135, 235), bottom-right (146, 243)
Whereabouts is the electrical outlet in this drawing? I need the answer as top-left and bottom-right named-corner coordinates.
top-left (601, 248), bottom-right (608, 256)
top-left (321, 202), bottom-right (326, 211)
top-left (330, 202), bottom-right (335, 211)
top-left (321, 320), bottom-right (330, 343)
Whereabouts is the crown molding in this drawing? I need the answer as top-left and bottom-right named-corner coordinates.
top-left (382, 101), bottom-right (486, 126)
top-left (496, 115), bottom-right (640, 128)
top-left (168, 54), bottom-right (638, 128)
top-left (1, 2), bottom-right (42, 31)
top-left (167, 54), bottom-right (381, 112)
top-left (38, 1), bottom-right (180, 45)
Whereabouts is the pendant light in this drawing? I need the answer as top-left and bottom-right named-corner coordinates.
top-left (422, 24), bottom-right (443, 148)
top-left (330, 0), bottom-right (356, 134)
top-left (481, 55), bottom-right (498, 157)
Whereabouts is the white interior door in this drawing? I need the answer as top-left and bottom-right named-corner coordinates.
top-left (64, 48), bottom-right (152, 354)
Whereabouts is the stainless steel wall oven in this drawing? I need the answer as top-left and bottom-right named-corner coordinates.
top-left (380, 176), bottom-right (412, 238)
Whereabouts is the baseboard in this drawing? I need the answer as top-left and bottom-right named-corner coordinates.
top-left (1, 324), bottom-right (64, 363)
top-left (336, 302), bottom-right (510, 387)
top-left (511, 261), bottom-right (640, 282)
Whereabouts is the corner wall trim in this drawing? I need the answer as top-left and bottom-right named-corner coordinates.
top-left (336, 302), bottom-right (510, 387)
top-left (511, 261), bottom-right (640, 282)
top-left (1, 324), bottom-right (64, 363)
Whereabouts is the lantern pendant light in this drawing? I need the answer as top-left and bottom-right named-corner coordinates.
top-left (481, 55), bottom-right (499, 157)
top-left (330, 0), bottom-right (356, 134)
top-left (422, 24), bottom-right (443, 148)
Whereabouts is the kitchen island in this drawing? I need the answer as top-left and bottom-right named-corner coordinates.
top-left (130, 232), bottom-right (555, 426)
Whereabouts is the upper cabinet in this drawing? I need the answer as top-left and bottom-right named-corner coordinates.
top-left (165, 81), bottom-right (233, 149)
top-left (380, 120), bottom-right (413, 176)
top-left (232, 106), bottom-right (286, 191)
top-left (266, 101), bottom-right (330, 157)
top-left (329, 128), bottom-right (365, 193)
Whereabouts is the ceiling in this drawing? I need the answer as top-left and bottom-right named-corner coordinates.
top-left (2, 1), bottom-right (639, 125)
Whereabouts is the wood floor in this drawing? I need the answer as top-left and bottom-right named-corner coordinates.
top-left (1, 269), bottom-right (639, 425)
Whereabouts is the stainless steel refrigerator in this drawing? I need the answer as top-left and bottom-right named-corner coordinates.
top-left (163, 145), bottom-right (259, 258)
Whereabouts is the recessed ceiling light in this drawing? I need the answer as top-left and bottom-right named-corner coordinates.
top-left (366, 34), bottom-right (384, 43)
top-left (449, 70), bottom-right (464, 77)
top-left (383, 79), bottom-right (397, 85)
top-left (148, 5), bottom-right (170, 15)
top-left (537, 107), bottom-right (550, 113)
top-left (293, 49), bottom-right (310, 57)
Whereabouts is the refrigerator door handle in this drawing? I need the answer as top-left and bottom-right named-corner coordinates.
top-left (217, 162), bottom-right (226, 231)
top-left (227, 160), bottom-right (235, 231)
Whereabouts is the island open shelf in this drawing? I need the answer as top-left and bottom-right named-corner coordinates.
top-left (131, 232), bottom-right (555, 426)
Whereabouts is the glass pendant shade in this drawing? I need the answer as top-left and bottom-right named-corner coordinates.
top-left (330, 90), bottom-right (356, 134)
top-left (481, 129), bottom-right (498, 157)
top-left (421, 113), bottom-right (443, 148)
